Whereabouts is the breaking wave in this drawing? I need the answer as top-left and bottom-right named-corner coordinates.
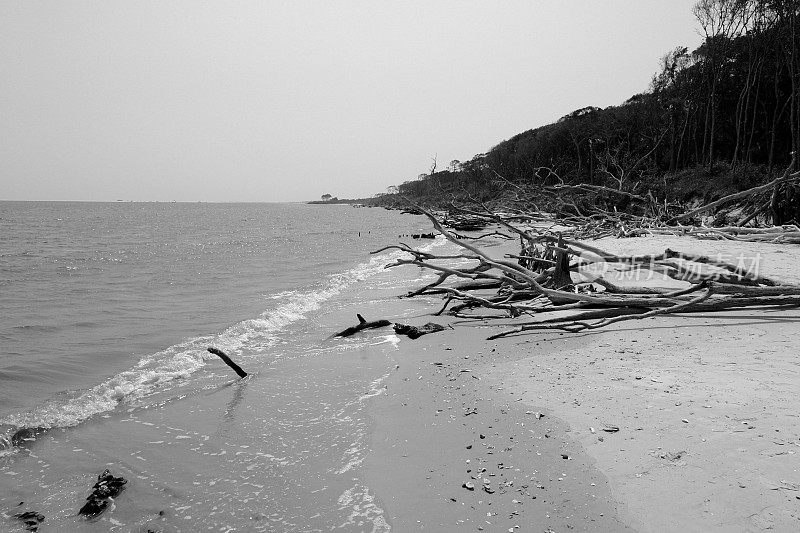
top-left (0, 239), bottom-right (444, 449)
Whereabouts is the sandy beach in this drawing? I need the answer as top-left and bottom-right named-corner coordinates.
top-left (3, 215), bottom-right (799, 532)
top-left (5, 1), bottom-right (800, 530)
top-left (364, 234), bottom-right (800, 532)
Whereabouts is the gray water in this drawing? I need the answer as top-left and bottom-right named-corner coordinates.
top-left (0, 201), bottom-right (442, 531)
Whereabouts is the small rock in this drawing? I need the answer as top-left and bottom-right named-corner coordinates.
top-left (463, 482), bottom-right (475, 491)
top-left (13, 510), bottom-right (45, 532)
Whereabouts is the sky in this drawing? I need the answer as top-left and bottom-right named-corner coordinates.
top-left (1, 1), bottom-right (703, 202)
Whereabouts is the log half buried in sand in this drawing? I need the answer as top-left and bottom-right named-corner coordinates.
top-left (207, 347), bottom-right (248, 378)
top-left (334, 314), bottom-right (392, 338)
top-left (393, 322), bottom-right (449, 339)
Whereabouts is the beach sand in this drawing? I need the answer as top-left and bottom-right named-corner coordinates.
top-left (364, 234), bottom-right (800, 532)
top-left (3, 230), bottom-right (798, 532)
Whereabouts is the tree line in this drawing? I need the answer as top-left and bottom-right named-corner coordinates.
top-left (393, 0), bottom-right (799, 205)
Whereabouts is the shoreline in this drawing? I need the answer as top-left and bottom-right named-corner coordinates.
top-left (364, 308), bottom-right (800, 531)
top-left (362, 233), bottom-right (800, 531)
top-left (364, 319), bottom-right (633, 531)
top-left (0, 203), bottom-right (437, 532)
top-left (3, 212), bottom-right (799, 530)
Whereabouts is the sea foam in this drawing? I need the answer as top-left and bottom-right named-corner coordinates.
top-left (0, 238), bottom-right (444, 446)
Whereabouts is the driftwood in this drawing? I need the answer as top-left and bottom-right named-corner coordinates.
top-left (207, 347), bottom-right (248, 378)
top-left (334, 314), bottom-right (392, 337)
top-left (442, 159), bottom-right (800, 239)
top-left (451, 231), bottom-right (514, 241)
top-left (621, 224), bottom-right (800, 243)
top-left (442, 214), bottom-right (489, 231)
top-left (393, 322), bottom-right (448, 339)
top-left (78, 470), bottom-right (127, 518)
top-left (375, 206), bottom-right (800, 339)
top-left (671, 156), bottom-right (799, 223)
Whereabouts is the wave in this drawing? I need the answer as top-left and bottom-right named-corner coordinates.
top-left (11, 324), bottom-right (60, 332)
top-left (0, 239), bottom-right (444, 449)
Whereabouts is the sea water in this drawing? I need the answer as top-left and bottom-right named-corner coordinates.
top-left (0, 201), bottom-right (443, 531)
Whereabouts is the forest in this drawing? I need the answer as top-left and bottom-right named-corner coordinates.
top-left (384, 0), bottom-right (799, 219)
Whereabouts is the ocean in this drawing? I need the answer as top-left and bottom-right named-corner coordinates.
top-left (0, 201), bottom-right (443, 532)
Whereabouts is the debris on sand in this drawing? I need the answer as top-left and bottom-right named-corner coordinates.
top-left (11, 506), bottom-right (45, 532)
top-left (393, 322), bottom-right (448, 339)
top-left (78, 470), bottom-right (128, 518)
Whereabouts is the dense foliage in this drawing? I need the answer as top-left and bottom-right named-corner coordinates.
top-left (391, 1), bottom-right (799, 206)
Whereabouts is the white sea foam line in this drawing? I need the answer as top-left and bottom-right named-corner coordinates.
top-left (370, 335), bottom-right (400, 350)
top-left (358, 372), bottom-right (392, 403)
top-left (337, 483), bottom-right (391, 532)
top-left (1, 337), bottom-right (213, 432)
top-left (335, 442), bottom-right (365, 475)
top-left (0, 241), bottom-right (447, 435)
top-left (0, 446), bottom-right (18, 458)
top-left (216, 239), bottom-right (446, 354)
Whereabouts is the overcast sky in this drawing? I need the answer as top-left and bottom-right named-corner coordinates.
top-left (1, 1), bottom-right (702, 202)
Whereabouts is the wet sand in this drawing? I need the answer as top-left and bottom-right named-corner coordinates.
top-left (364, 234), bottom-right (800, 532)
top-left (365, 321), bottom-right (633, 531)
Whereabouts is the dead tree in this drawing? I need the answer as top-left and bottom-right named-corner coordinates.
top-left (373, 206), bottom-right (800, 339)
top-left (333, 314), bottom-right (392, 337)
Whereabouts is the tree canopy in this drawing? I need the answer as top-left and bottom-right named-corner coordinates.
top-left (391, 1), bottom-right (799, 206)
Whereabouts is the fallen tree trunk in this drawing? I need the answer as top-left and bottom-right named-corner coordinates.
top-left (393, 322), bottom-right (449, 339)
top-left (488, 293), bottom-right (800, 338)
top-left (671, 158), bottom-right (799, 223)
top-left (375, 205), bottom-right (800, 339)
top-left (334, 314), bottom-right (392, 337)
